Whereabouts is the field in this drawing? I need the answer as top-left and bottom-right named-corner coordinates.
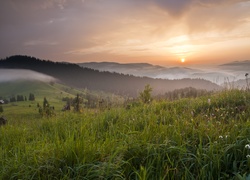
top-left (1, 87), bottom-right (250, 179)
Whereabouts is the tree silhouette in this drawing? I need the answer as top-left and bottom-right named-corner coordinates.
top-left (39, 97), bottom-right (55, 117)
top-left (74, 94), bottom-right (82, 112)
top-left (29, 93), bottom-right (35, 101)
top-left (43, 97), bottom-right (49, 109)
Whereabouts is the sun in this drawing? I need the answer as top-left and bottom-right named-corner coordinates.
top-left (181, 58), bottom-right (185, 63)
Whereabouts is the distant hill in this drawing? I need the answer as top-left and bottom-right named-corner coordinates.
top-left (0, 55), bottom-right (221, 97)
top-left (78, 62), bottom-right (202, 80)
top-left (79, 61), bottom-right (250, 84)
top-left (219, 60), bottom-right (250, 71)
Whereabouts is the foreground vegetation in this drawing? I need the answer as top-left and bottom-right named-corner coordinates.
top-left (1, 89), bottom-right (250, 179)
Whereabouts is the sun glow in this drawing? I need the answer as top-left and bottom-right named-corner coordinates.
top-left (181, 58), bottom-right (185, 63)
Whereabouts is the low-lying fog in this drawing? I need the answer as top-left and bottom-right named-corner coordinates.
top-left (0, 69), bottom-right (56, 82)
top-left (79, 60), bottom-right (250, 85)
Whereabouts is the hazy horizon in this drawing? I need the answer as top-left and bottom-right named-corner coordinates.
top-left (0, 0), bottom-right (250, 66)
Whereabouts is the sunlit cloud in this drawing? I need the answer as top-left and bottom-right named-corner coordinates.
top-left (24, 40), bottom-right (58, 46)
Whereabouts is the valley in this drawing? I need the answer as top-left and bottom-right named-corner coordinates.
top-left (0, 56), bottom-right (249, 179)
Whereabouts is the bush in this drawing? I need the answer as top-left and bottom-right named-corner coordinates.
top-left (140, 84), bottom-right (153, 103)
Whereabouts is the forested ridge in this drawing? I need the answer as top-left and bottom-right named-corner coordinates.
top-left (0, 55), bottom-right (220, 97)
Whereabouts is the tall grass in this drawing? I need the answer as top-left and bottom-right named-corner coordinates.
top-left (0, 89), bottom-right (250, 179)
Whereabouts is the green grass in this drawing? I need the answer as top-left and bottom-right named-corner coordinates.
top-left (0, 80), bottom-right (124, 115)
top-left (0, 89), bottom-right (250, 179)
top-left (0, 80), bottom-right (81, 101)
top-left (0, 80), bottom-right (82, 113)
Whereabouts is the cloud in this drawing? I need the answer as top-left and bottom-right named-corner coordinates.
top-left (24, 40), bottom-right (58, 46)
top-left (0, 0), bottom-right (250, 64)
top-left (0, 69), bottom-right (56, 82)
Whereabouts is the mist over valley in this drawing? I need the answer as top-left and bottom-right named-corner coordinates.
top-left (78, 61), bottom-right (250, 85)
top-left (0, 55), bottom-right (221, 97)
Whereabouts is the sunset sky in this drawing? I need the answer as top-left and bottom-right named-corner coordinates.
top-left (0, 0), bottom-right (250, 66)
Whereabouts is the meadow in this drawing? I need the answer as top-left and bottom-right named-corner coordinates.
top-left (0, 89), bottom-right (250, 179)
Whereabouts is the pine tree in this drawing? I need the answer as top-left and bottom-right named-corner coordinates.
top-left (29, 93), bottom-right (35, 101)
top-left (0, 105), bottom-right (3, 113)
top-left (39, 97), bottom-right (55, 117)
top-left (10, 96), bottom-right (16, 102)
top-left (43, 97), bottom-right (49, 109)
top-left (74, 94), bottom-right (82, 112)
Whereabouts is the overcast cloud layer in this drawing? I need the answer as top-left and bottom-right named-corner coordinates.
top-left (0, 0), bottom-right (250, 66)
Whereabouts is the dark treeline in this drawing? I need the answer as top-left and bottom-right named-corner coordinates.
top-left (156, 87), bottom-right (212, 101)
top-left (0, 93), bottom-right (34, 103)
top-left (0, 55), bottom-right (220, 97)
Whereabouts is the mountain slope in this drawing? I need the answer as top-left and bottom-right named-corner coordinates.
top-left (0, 55), bottom-right (221, 97)
top-left (219, 60), bottom-right (250, 71)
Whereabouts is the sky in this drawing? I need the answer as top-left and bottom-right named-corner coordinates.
top-left (0, 0), bottom-right (250, 66)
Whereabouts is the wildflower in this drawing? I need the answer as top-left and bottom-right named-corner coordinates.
top-left (246, 155), bottom-right (250, 158)
top-left (219, 136), bottom-right (223, 139)
top-left (245, 144), bottom-right (250, 149)
top-left (208, 99), bottom-right (211, 105)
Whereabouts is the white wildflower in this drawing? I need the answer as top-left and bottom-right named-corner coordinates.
top-left (219, 136), bottom-right (223, 139)
top-left (245, 144), bottom-right (250, 149)
top-left (246, 155), bottom-right (250, 158)
top-left (208, 99), bottom-right (211, 105)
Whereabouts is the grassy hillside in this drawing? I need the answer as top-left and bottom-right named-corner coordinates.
top-left (0, 55), bottom-right (221, 97)
top-left (0, 80), bottom-right (83, 117)
top-left (0, 89), bottom-right (250, 179)
top-left (0, 80), bottom-right (79, 100)
top-left (0, 80), bottom-right (124, 117)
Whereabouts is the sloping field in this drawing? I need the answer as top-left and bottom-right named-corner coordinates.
top-left (0, 90), bottom-right (250, 179)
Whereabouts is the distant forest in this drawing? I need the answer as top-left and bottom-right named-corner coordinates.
top-left (0, 55), bottom-right (220, 97)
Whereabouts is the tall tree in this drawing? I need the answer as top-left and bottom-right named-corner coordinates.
top-left (29, 93), bottom-right (35, 101)
top-left (74, 94), bottom-right (82, 112)
top-left (43, 97), bottom-right (49, 109)
top-left (39, 97), bottom-right (55, 117)
top-left (0, 105), bottom-right (3, 113)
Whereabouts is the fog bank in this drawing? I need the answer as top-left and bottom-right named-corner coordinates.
top-left (0, 69), bottom-right (56, 82)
